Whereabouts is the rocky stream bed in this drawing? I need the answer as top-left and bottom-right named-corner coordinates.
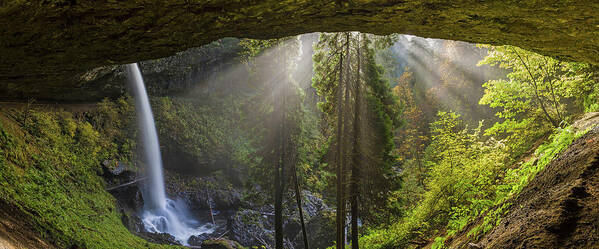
top-left (104, 164), bottom-right (335, 249)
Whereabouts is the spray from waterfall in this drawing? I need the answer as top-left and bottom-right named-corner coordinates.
top-left (126, 63), bottom-right (213, 245)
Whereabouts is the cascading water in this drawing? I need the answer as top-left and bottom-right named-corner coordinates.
top-left (127, 63), bottom-right (167, 211)
top-left (126, 63), bottom-right (213, 245)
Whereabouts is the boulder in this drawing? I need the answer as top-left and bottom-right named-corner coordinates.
top-left (572, 112), bottom-right (599, 132)
top-left (187, 233), bottom-right (211, 247)
top-left (140, 232), bottom-right (181, 246)
top-left (102, 160), bottom-right (127, 175)
top-left (282, 190), bottom-right (334, 248)
top-left (120, 211), bottom-right (146, 235)
top-left (202, 239), bottom-right (244, 249)
top-left (164, 174), bottom-right (243, 211)
top-left (229, 209), bottom-right (273, 247)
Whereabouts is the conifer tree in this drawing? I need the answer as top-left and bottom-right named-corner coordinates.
top-left (313, 32), bottom-right (400, 248)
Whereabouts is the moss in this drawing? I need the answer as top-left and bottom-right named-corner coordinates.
top-left (0, 104), bottom-right (181, 249)
top-left (153, 96), bottom-right (257, 176)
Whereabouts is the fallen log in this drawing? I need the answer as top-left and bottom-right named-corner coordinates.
top-left (106, 177), bottom-right (148, 191)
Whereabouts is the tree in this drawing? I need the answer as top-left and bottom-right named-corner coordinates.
top-left (360, 112), bottom-right (508, 249)
top-left (478, 45), bottom-right (597, 155)
top-left (350, 34), bottom-right (362, 249)
top-left (358, 35), bottom-right (400, 227)
top-left (313, 32), bottom-right (349, 249)
top-left (240, 37), bottom-right (310, 249)
top-left (313, 32), bottom-right (400, 248)
top-left (391, 68), bottom-right (429, 214)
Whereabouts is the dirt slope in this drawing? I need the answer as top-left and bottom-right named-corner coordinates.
top-left (449, 125), bottom-right (599, 249)
top-left (0, 201), bottom-right (58, 249)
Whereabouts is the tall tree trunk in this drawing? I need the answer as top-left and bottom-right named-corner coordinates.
top-left (274, 49), bottom-right (286, 249)
top-left (341, 32), bottom-right (352, 248)
top-left (350, 34), bottom-right (362, 249)
top-left (336, 47), bottom-right (345, 249)
top-left (274, 109), bottom-right (284, 249)
top-left (274, 108), bottom-right (284, 249)
top-left (293, 161), bottom-right (310, 249)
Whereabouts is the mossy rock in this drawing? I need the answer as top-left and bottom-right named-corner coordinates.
top-left (202, 239), bottom-right (245, 249)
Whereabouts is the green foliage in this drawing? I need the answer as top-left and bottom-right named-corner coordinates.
top-left (362, 44), bottom-right (597, 249)
top-left (359, 35), bottom-right (402, 225)
top-left (154, 96), bottom-right (256, 172)
top-left (429, 126), bottom-right (586, 248)
top-left (497, 126), bottom-right (586, 202)
top-left (312, 33), bottom-right (344, 118)
top-left (312, 33), bottom-right (401, 229)
top-left (583, 89), bottom-right (599, 112)
top-left (294, 97), bottom-right (330, 194)
top-left (478, 45), bottom-right (597, 156)
top-left (90, 97), bottom-right (137, 167)
top-left (0, 105), bottom-right (178, 249)
top-left (361, 112), bottom-right (508, 249)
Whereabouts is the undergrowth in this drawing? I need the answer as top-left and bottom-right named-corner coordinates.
top-left (431, 126), bottom-right (589, 248)
top-left (360, 125), bottom-right (588, 249)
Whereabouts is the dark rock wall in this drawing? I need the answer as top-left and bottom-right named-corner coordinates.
top-left (1, 1), bottom-right (597, 101)
top-left (0, 37), bottom-right (241, 101)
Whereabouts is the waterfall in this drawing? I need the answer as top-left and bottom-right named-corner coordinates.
top-left (127, 63), bottom-right (167, 210)
top-left (126, 63), bottom-right (213, 245)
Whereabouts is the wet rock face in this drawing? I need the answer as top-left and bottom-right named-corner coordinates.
top-left (1, 1), bottom-right (598, 101)
top-left (140, 232), bottom-right (181, 246)
top-left (228, 190), bottom-right (335, 248)
top-left (164, 174), bottom-right (243, 211)
top-left (78, 38), bottom-right (242, 101)
top-left (230, 209), bottom-right (274, 247)
top-left (0, 37), bottom-right (241, 102)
